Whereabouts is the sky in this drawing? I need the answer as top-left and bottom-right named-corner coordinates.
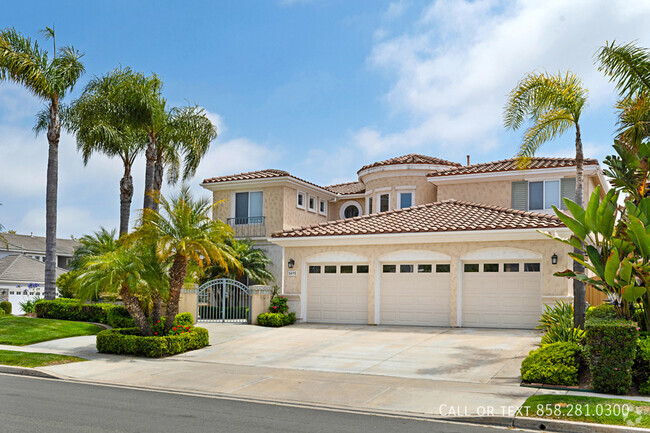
top-left (0, 0), bottom-right (649, 238)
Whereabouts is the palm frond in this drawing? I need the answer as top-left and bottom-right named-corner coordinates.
top-left (596, 40), bottom-right (650, 97)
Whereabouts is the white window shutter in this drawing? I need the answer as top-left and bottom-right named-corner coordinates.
top-left (511, 181), bottom-right (528, 210)
top-left (560, 177), bottom-right (576, 209)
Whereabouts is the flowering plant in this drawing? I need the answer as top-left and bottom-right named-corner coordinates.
top-left (269, 295), bottom-right (289, 314)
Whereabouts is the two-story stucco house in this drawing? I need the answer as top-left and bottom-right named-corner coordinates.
top-left (201, 153), bottom-right (608, 329)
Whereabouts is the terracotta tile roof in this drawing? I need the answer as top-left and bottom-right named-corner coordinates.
top-left (202, 169), bottom-right (333, 193)
top-left (324, 181), bottom-right (366, 195)
top-left (272, 200), bottom-right (563, 238)
top-left (427, 157), bottom-right (599, 178)
top-left (358, 153), bottom-right (461, 173)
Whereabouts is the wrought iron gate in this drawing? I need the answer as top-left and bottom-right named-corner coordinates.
top-left (196, 278), bottom-right (251, 323)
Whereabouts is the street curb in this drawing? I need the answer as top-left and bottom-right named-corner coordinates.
top-left (0, 365), bottom-right (62, 380)
top-left (448, 415), bottom-right (647, 432)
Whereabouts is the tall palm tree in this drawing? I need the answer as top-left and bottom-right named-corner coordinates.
top-left (0, 27), bottom-right (84, 300)
top-left (200, 238), bottom-right (275, 285)
top-left (503, 71), bottom-right (589, 328)
top-left (67, 68), bottom-right (148, 235)
top-left (127, 186), bottom-right (240, 332)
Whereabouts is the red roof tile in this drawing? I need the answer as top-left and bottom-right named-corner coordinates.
top-left (358, 153), bottom-right (461, 173)
top-left (324, 181), bottom-right (366, 195)
top-left (427, 157), bottom-right (598, 178)
top-left (202, 169), bottom-right (332, 193)
top-left (272, 200), bottom-right (563, 238)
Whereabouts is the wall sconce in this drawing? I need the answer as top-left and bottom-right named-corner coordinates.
top-left (288, 259), bottom-right (295, 269)
top-left (551, 253), bottom-right (558, 265)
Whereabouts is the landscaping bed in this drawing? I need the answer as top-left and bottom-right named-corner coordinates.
top-left (0, 315), bottom-right (102, 346)
top-left (96, 326), bottom-right (209, 358)
top-left (0, 349), bottom-right (86, 368)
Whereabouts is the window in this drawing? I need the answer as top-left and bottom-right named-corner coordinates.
top-left (319, 199), bottom-right (327, 216)
top-left (399, 192), bottom-right (413, 209)
top-left (235, 191), bottom-right (263, 224)
top-left (436, 264), bottom-right (451, 273)
top-left (324, 265), bottom-right (337, 274)
top-left (400, 264), bottom-right (414, 273)
top-left (529, 180), bottom-right (560, 210)
top-left (524, 263), bottom-right (540, 272)
top-left (309, 265), bottom-right (321, 273)
top-left (308, 195), bottom-right (317, 212)
top-left (382, 264), bottom-right (397, 273)
top-left (343, 203), bottom-right (360, 218)
top-left (418, 264), bottom-right (432, 273)
top-left (368, 197), bottom-right (373, 214)
top-left (356, 265), bottom-right (369, 273)
top-left (379, 194), bottom-right (390, 212)
top-left (297, 191), bottom-right (306, 209)
top-left (484, 263), bottom-right (499, 272)
top-left (340, 265), bottom-right (353, 274)
top-left (464, 263), bottom-right (479, 272)
top-left (504, 263), bottom-right (520, 272)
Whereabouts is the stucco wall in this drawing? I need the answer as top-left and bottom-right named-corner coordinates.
top-left (436, 180), bottom-right (512, 208)
top-left (282, 186), bottom-right (329, 231)
top-left (364, 175), bottom-right (437, 210)
top-left (211, 186), bottom-right (286, 236)
top-left (279, 237), bottom-right (572, 325)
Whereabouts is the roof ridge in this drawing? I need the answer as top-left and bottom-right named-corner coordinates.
top-left (325, 180), bottom-right (362, 187)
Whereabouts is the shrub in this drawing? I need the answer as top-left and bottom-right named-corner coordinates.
top-left (20, 297), bottom-right (42, 313)
top-left (106, 306), bottom-right (136, 328)
top-left (174, 312), bottom-right (194, 327)
top-left (0, 301), bottom-right (11, 314)
top-left (35, 298), bottom-right (131, 326)
top-left (269, 295), bottom-right (289, 314)
top-left (586, 303), bottom-right (618, 321)
top-left (96, 327), bottom-right (209, 357)
top-left (257, 312), bottom-right (296, 327)
top-left (55, 271), bottom-right (79, 299)
top-left (537, 301), bottom-right (584, 345)
top-left (635, 337), bottom-right (650, 395)
top-left (585, 318), bottom-right (639, 395)
top-left (521, 342), bottom-right (584, 386)
top-left (0, 308), bottom-right (4, 316)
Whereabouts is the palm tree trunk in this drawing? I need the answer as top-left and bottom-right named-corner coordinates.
top-left (164, 253), bottom-right (188, 333)
top-left (119, 165), bottom-right (133, 237)
top-left (143, 137), bottom-right (157, 210)
top-left (573, 123), bottom-right (586, 329)
top-left (44, 97), bottom-right (60, 300)
top-left (119, 285), bottom-right (153, 336)
top-left (152, 149), bottom-right (164, 213)
top-left (151, 293), bottom-right (164, 324)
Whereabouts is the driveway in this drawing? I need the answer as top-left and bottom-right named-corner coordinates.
top-left (177, 323), bottom-right (540, 385)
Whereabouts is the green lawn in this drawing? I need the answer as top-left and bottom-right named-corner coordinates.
top-left (521, 394), bottom-right (650, 428)
top-left (0, 315), bottom-right (102, 346)
top-left (0, 349), bottom-right (85, 367)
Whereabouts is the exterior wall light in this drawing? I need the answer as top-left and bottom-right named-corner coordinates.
top-left (551, 253), bottom-right (558, 265)
top-left (288, 259), bottom-right (295, 269)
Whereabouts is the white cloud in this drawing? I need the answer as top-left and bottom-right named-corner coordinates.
top-left (354, 0), bottom-right (650, 159)
top-left (204, 109), bottom-right (227, 135)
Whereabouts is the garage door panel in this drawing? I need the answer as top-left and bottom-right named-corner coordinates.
top-left (308, 264), bottom-right (368, 324)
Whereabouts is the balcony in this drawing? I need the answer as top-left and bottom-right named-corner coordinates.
top-left (227, 216), bottom-right (266, 238)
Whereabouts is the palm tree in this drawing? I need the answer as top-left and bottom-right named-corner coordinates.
top-left (202, 239), bottom-right (274, 285)
top-left (127, 186), bottom-right (240, 332)
top-left (69, 227), bottom-right (118, 270)
top-left (0, 27), bottom-right (84, 300)
top-left (503, 71), bottom-right (589, 328)
top-left (67, 68), bottom-right (148, 235)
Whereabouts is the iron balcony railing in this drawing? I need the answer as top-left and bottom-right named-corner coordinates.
top-left (227, 216), bottom-right (266, 238)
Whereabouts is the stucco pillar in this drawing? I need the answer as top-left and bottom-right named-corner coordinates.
top-left (368, 255), bottom-right (377, 325)
top-left (179, 288), bottom-right (198, 324)
top-left (250, 285), bottom-right (273, 325)
top-left (449, 256), bottom-right (459, 327)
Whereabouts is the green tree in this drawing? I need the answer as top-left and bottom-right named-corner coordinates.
top-left (0, 27), bottom-right (84, 299)
top-left (202, 238), bottom-right (274, 285)
top-left (503, 71), bottom-right (589, 327)
top-left (69, 227), bottom-right (118, 270)
top-left (127, 186), bottom-right (240, 332)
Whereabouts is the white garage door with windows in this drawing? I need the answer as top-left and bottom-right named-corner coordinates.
top-left (307, 264), bottom-right (368, 324)
top-left (380, 263), bottom-right (451, 326)
top-left (462, 261), bottom-right (542, 329)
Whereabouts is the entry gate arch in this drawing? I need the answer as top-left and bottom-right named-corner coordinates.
top-left (196, 278), bottom-right (251, 323)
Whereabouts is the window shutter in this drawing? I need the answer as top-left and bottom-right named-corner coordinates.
top-left (511, 181), bottom-right (528, 210)
top-left (560, 177), bottom-right (576, 209)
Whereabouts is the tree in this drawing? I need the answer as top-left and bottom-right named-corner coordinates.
top-left (596, 41), bottom-right (650, 98)
top-left (126, 186), bottom-right (240, 332)
top-left (503, 71), bottom-right (589, 328)
top-left (69, 227), bottom-right (119, 270)
top-left (65, 68), bottom-right (148, 235)
top-left (0, 27), bottom-right (84, 299)
top-left (201, 238), bottom-right (274, 285)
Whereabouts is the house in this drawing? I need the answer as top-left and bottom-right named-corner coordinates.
top-left (0, 232), bottom-right (79, 270)
top-left (0, 254), bottom-right (67, 314)
top-left (201, 153), bottom-right (607, 329)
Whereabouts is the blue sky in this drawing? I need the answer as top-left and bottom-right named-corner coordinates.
top-left (0, 0), bottom-right (648, 237)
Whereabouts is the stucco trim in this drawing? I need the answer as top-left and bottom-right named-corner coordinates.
top-left (304, 251), bottom-right (369, 263)
top-left (428, 166), bottom-right (600, 185)
top-left (460, 247), bottom-right (543, 261)
top-left (339, 201), bottom-right (363, 219)
top-left (378, 250), bottom-right (451, 262)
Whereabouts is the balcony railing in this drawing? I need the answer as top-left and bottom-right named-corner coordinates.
top-left (227, 216), bottom-right (266, 238)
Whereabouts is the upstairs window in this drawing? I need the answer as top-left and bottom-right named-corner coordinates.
top-left (235, 191), bottom-right (263, 224)
top-left (529, 180), bottom-right (560, 210)
top-left (379, 194), bottom-right (390, 212)
top-left (297, 191), bottom-right (306, 209)
top-left (308, 195), bottom-right (317, 212)
top-left (368, 197), bottom-right (373, 214)
top-left (399, 192), bottom-right (413, 209)
top-left (319, 199), bottom-right (327, 216)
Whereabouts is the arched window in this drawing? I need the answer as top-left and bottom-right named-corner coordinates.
top-left (340, 201), bottom-right (362, 219)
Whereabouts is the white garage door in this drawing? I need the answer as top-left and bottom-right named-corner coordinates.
top-left (462, 261), bottom-right (541, 329)
top-left (380, 263), bottom-right (451, 326)
top-left (307, 264), bottom-right (368, 324)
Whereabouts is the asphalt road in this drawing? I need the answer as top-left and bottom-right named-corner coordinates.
top-left (0, 373), bottom-right (524, 433)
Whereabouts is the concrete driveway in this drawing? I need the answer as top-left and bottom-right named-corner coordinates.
top-left (178, 323), bottom-right (540, 385)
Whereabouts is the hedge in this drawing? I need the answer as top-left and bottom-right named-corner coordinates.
top-left (257, 312), bottom-right (296, 327)
top-left (521, 342), bottom-right (585, 386)
top-left (0, 301), bottom-right (11, 314)
top-left (96, 326), bottom-right (209, 357)
top-left (586, 303), bottom-right (618, 321)
top-left (636, 337), bottom-right (650, 395)
top-left (35, 299), bottom-right (135, 328)
top-left (585, 318), bottom-right (639, 395)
